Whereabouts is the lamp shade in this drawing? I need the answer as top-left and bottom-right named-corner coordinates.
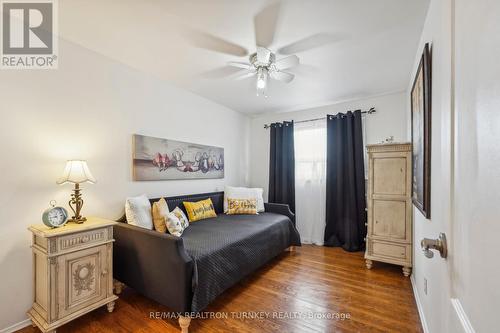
top-left (57, 160), bottom-right (96, 185)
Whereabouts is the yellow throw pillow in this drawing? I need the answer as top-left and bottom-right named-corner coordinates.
top-left (183, 198), bottom-right (217, 222)
top-left (227, 198), bottom-right (258, 215)
top-left (152, 198), bottom-right (169, 233)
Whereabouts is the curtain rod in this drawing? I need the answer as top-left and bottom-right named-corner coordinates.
top-left (263, 107), bottom-right (376, 129)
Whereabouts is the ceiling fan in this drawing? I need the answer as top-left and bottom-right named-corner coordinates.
top-left (182, 1), bottom-right (340, 97)
top-left (226, 47), bottom-right (299, 96)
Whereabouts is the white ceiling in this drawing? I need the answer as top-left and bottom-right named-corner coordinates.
top-left (58, 0), bottom-right (429, 114)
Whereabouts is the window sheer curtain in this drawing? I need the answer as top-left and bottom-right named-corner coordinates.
top-left (294, 120), bottom-right (326, 245)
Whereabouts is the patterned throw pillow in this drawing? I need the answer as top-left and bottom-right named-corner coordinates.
top-left (165, 212), bottom-right (185, 237)
top-left (171, 207), bottom-right (189, 229)
top-left (152, 198), bottom-right (170, 233)
top-left (226, 198), bottom-right (258, 215)
top-left (183, 198), bottom-right (217, 222)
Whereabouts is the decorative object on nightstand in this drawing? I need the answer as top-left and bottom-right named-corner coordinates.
top-left (364, 143), bottom-right (413, 277)
top-left (42, 200), bottom-right (69, 228)
top-left (27, 217), bottom-right (118, 333)
top-left (57, 160), bottom-right (96, 224)
top-left (380, 136), bottom-right (395, 144)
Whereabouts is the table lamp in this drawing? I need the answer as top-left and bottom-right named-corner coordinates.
top-left (57, 160), bottom-right (96, 223)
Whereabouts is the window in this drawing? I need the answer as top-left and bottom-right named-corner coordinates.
top-left (294, 120), bottom-right (327, 245)
top-left (294, 121), bottom-right (326, 182)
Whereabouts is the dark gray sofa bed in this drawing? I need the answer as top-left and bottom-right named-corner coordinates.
top-left (113, 191), bottom-right (301, 316)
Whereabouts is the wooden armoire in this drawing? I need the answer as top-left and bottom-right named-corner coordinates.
top-left (364, 143), bottom-right (412, 277)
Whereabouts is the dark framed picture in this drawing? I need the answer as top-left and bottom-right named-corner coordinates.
top-left (411, 43), bottom-right (431, 218)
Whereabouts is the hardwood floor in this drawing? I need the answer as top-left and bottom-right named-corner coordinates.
top-left (19, 245), bottom-right (422, 333)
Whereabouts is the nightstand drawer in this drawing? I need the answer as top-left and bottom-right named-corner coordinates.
top-left (58, 227), bottom-right (110, 253)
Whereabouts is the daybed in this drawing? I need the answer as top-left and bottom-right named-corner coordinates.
top-left (113, 191), bottom-right (300, 332)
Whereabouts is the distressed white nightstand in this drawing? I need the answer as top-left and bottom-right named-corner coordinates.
top-left (27, 217), bottom-right (118, 333)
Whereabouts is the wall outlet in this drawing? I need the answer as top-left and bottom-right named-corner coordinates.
top-left (424, 277), bottom-right (428, 295)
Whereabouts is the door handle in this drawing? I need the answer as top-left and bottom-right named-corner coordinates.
top-left (421, 233), bottom-right (448, 259)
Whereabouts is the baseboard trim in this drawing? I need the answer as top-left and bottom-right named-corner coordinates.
top-left (451, 298), bottom-right (475, 333)
top-left (410, 275), bottom-right (429, 333)
top-left (0, 318), bottom-right (31, 333)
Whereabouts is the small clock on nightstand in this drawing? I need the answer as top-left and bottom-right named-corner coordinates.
top-left (41, 201), bottom-right (68, 228)
top-left (27, 217), bottom-right (118, 333)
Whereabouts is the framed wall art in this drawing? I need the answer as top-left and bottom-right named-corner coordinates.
top-left (132, 134), bottom-right (224, 181)
top-left (410, 43), bottom-right (432, 218)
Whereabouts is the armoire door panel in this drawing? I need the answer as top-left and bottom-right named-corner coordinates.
top-left (373, 200), bottom-right (407, 240)
top-left (372, 157), bottom-right (407, 195)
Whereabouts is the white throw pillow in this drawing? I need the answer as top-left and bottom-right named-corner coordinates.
top-left (125, 194), bottom-right (153, 230)
top-left (224, 186), bottom-right (265, 213)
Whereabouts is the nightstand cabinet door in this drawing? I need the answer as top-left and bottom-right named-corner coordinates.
top-left (56, 244), bottom-right (108, 318)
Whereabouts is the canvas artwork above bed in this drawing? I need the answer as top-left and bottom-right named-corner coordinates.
top-left (133, 134), bottom-right (224, 181)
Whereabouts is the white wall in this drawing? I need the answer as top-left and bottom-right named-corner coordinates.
top-left (0, 38), bottom-right (250, 331)
top-left (248, 92), bottom-right (407, 199)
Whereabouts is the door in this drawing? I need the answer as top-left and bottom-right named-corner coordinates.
top-left (414, 1), bottom-right (500, 332)
top-left (449, 0), bottom-right (500, 331)
top-left (56, 245), bottom-right (108, 319)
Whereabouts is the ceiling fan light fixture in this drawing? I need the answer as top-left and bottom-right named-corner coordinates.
top-left (257, 77), bottom-right (266, 89)
top-left (256, 67), bottom-right (268, 96)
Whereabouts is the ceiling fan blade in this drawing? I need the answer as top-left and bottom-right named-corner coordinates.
top-left (270, 71), bottom-right (294, 83)
top-left (227, 61), bottom-right (252, 69)
top-left (254, 2), bottom-right (281, 48)
top-left (256, 47), bottom-right (271, 63)
top-left (181, 29), bottom-right (248, 57)
top-left (234, 71), bottom-right (257, 81)
top-left (274, 55), bottom-right (299, 70)
top-left (200, 66), bottom-right (247, 79)
top-left (291, 63), bottom-right (321, 76)
top-left (277, 33), bottom-right (342, 55)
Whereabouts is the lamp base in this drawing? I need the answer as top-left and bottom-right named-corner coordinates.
top-left (68, 183), bottom-right (87, 224)
top-left (68, 216), bottom-right (87, 224)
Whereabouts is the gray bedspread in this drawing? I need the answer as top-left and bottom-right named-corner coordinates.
top-left (181, 212), bottom-right (301, 312)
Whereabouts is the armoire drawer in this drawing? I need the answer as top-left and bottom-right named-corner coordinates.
top-left (367, 239), bottom-right (411, 261)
